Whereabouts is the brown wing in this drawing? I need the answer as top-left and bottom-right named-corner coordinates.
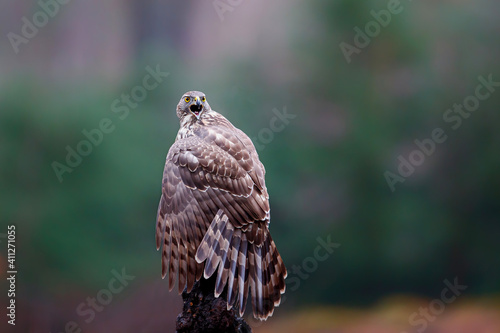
top-left (181, 123), bottom-right (271, 235)
top-left (155, 135), bottom-right (211, 293)
top-left (156, 112), bottom-right (286, 319)
top-left (155, 120), bottom-right (268, 287)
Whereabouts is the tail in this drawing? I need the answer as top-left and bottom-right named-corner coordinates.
top-left (195, 209), bottom-right (287, 320)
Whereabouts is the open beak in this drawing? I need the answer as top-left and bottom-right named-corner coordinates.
top-left (189, 97), bottom-right (203, 119)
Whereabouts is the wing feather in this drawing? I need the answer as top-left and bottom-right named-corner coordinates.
top-left (226, 229), bottom-right (241, 308)
top-left (156, 110), bottom-right (285, 319)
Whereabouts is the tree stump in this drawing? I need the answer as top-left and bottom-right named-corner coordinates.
top-left (175, 275), bottom-right (252, 333)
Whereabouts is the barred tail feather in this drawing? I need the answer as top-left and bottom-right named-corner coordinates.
top-left (238, 241), bottom-right (250, 317)
top-left (195, 210), bottom-right (225, 264)
top-left (195, 209), bottom-right (286, 320)
top-left (161, 223), bottom-right (171, 279)
top-left (169, 217), bottom-right (179, 291)
top-left (177, 215), bottom-right (188, 293)
top-left (248, 245), bottom-right (257, 317)
top-left (262, 236), bottom-right (274, 316)
top-left (226, 230), bottom-right (241, 306)
top-left (201, 213), bottom-right (230, 279)
top-left (215, 223), bottom-right (234, 297)
top-left (251, 233), bottom-right (287, 320)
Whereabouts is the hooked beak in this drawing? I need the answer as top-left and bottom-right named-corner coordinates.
top-left (189, 97), bottom-right (203, 119)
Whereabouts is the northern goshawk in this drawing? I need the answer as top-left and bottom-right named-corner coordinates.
top-left (156, 91), bottom-right (287, 320)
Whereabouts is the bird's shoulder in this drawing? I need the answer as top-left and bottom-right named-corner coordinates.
top-left (170, 110), bottom-right (255, 166)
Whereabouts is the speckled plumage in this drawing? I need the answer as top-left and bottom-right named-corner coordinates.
top-left (156, 91), bottom-right (286, 320)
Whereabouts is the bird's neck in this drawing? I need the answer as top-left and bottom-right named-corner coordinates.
top-left (177, 114), bottom-right (201, 140)
top-left (176, 110), bottom-right (227, 141)
top-left (176, 125), bottom-right (193, 140)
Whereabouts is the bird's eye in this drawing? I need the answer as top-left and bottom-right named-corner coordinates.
top-left (201, 96), bottom-right (206, 102)
top-left (184, 97), bottom-right (190, 103)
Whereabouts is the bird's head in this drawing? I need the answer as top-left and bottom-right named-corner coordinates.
top-left (176, 91), bottom-right (210, 121)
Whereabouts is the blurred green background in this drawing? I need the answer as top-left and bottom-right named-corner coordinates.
top-left (1, 1), bottom-right (499, 332)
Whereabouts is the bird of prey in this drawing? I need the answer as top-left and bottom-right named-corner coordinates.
top-left (155, 91), bottom-right (287, 320)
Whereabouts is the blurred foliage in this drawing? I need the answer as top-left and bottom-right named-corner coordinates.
top-left (0, 1), bottom-right (499, 325)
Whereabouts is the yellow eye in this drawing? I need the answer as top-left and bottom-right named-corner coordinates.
top-left (201, 96), bottom-right (206, 102)
top-left (184, 96), bottom-right (190, 103)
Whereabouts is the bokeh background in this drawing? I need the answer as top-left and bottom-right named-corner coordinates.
top-left (1, 1), bottom-right (499, 332)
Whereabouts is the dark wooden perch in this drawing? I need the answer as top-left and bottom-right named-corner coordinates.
top-left (175, 275), bottom-right (252, 333)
